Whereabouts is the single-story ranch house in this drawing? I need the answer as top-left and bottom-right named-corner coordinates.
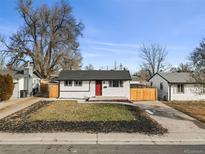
top-left (57, 70), bottom-right (131, 99)
top-left (149, 72), bottom-right (205, 101)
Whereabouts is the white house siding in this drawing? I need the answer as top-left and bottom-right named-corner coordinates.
top-left (11, 82), bottom-right (19, 98)
top-left (130, 80), bottom-right (140, 84)
top-left (170, 84), bottom-right (205, 101)
top-left (59, 81), bottom-right (96, 99)
top-left (102, 81), bottom-right (130, 99)
top-left (149, 74), bottom-right (169, 100)
top-left (59, 80), bottom-right (130, 99)
top-left (12, 77), bottom-right (41, 98)
top-left (18, 78), bottom-right (24, 91)
top-left (11, 78), bottom-right (24, 98)
top-left (32, 77), bottom-right (40, 89)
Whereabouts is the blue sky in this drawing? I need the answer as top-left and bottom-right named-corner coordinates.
top-left (0, 0), bottom-right (205, 73)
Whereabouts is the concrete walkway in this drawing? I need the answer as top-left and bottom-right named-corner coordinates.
top-left (0, 97), bottom-right (43, 119)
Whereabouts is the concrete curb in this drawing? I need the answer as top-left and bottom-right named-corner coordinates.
top-left (0, 140), bottom-right (205, 145)
top-left (0, 133), bottom-right (205, 145)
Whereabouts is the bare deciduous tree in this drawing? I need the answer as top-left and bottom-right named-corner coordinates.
top-left (84, 64), bottom-right (94, 70)
top-left (0, 0), bottom-right (84, 78)
top-left (113, 61), bottom-right (126, 70)
top-left (134, 68), bottom-right (150, 83)
top-left (0, 56), bottom-right (5, 70)
top-left (170, 63), bottom-right (192, 72)
top-left (190, 39), bottom-right (205, 92)
top-left (139, 43), bottom-right (167, 77)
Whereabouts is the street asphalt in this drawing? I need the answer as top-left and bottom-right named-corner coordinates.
top-left (0, 145), bottom-right (205, 154)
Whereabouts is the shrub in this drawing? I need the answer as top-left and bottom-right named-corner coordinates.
top-left (0, 74), bottom-right (14, 101)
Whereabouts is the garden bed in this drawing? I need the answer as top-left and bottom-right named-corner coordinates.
top-left (0, 100), bottom-right (167, 134)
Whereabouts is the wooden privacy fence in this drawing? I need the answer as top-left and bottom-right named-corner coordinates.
top-left (40, 80), bottom-right (48, 94)
top-left (130, 88), bottom-right (157, 101)
top-left (49, 83), bottom-right (59, 98)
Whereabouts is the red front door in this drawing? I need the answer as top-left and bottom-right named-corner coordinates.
top-left (95, 81), bottom-right (102, 96)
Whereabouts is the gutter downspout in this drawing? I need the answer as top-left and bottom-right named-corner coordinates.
top-left (169, 84), bottom-right (171, 101)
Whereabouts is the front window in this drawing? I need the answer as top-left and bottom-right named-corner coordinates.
top-left (160, 82), bottom-right (163, 90)
top-left (64, 80), bottom-right (72, 86)
top-left (109, 80), bottom-right (123, 87)
top-left (74, 80), bottom-right (82, 86)
top-left (177, 84), bottom-right (184, 93)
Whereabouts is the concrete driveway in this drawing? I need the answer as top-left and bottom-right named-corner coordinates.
top-left (0, 97), bottom-right (43, 119)
top-left (134, 101), bottom-right (205, 133)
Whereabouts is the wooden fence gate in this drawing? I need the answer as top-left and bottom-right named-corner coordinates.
top-left (49, 83), bottom-right (59, 98)
top-left (130, 88), bottom-right (157, 101)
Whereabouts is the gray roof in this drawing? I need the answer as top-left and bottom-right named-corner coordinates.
top-left (33, 71), bottom-right (42, 79)
top-left (157, 72), bottom-right (196, 83)
top-left (58, 70), bottom-right (131, 80)
top-left (131, 76), bottom-right (140, 81)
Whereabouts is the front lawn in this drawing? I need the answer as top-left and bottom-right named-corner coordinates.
top-left (0, 100), bottom-right (167, 134)
top-left (30, 101), bottom-right (135, 121)
top-left (166, 101), bottom-right (205, 123)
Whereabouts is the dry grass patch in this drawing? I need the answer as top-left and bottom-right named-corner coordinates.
top-left (30, 100), bottom-right (135, 121)
top-left (166, 101), bottom-right (205, 123)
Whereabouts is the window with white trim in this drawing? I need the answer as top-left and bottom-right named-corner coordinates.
top-left (64, 80), bottom-right (72, 86)
top-left (177, 84), bottom-right (184, 93)
top-left (74, 80), bottom-right (82, 86)
top-left (109, 80), bottom-right (123, 87)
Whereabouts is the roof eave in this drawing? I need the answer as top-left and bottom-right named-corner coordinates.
top-left (57, 78), bottom-right (131, 81)
top-left (169, 82), bottom-right (205, 84)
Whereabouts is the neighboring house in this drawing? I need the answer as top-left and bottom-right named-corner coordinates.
top-left (0, 62), bottom-right (41, 98)
top-left (57, 70), bottom-right (131, 99)
top-left (130, 75), bottom-right (147, 88)
top-left (32, 72), bottom-right (41, 95)
top-left (130, 76), bottom-right (141, 84)
top-left (148, 72), bottom-right (205, 101)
